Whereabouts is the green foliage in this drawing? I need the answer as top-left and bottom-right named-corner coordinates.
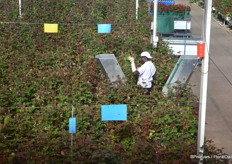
top-left (0, 0), bottom-right (229, 163)
top-left (213, 0), bottom-right (232, 17)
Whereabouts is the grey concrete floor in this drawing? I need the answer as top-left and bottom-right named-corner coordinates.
top-left (175, 0), bottom-right (232, 156)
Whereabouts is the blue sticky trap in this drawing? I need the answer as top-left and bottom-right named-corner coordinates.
top-left (69, 118), bottom-right (76, 133)
top-left (98, 24), bottom-right (112, 33)
top-left (101, 104), bottom-right (127, 121)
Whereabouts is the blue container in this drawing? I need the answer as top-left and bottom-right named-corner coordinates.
top-left (98, 24), bottom-right (112, 33)
top-left (151, 0), bottom-right (174, 5)
top-left (158, 0), bottom-right (174, 5)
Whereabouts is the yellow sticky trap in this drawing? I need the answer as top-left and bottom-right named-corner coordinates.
top-left (44, 23), bottom-right (58, 33)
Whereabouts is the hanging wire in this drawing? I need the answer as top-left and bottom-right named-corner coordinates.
top-left (209, 57), bottom-right (232, 87)
top-left (0, 100), bottom-right (199, 110)
top-left (0, 21), bottom-right (150, 26)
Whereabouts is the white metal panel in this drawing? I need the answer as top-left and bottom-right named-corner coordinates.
top-left (168, 44), bottom-right (197, 56)
top-left (151, 22), bottom-right (154, 30)
top-left (151, 20), bottom-right (191, 30)
top-left (174, 20), bottom-right (191, 30)
top-left (163, 38), bottom-right (202, 56)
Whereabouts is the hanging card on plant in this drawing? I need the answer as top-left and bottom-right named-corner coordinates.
top-left (101, 104), bottom-right (127, 121)
top-left (44, 23), bottom-right (58, 33)
top-left (69, 117), bottom-right (76, 133)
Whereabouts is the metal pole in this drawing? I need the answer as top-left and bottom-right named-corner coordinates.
top-left (136, 0), bottom-right (139, 20)
top-left (197, 0), bottom-right (212, 162)
top-left (152, 0), bottom-right (158, 47)
top-left (71, 106), bottom-right (74, 163)
top-left (19, 0), bottom-right (22, 17)
top-left (71, 106), bottom-right (74, 147)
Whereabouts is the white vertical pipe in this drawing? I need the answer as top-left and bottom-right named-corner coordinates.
top-left (152, 0), bottom-right (158, 47)
top-left (197, 0), bottom-right (212, 162)
top-left (19, 0), bottom-right (22, 17)
top-left (72, 106), bottom-right (74, 118)
top-left (136, 0), bottom-right (139, 20)
top-left (71, 106), bottom-right (74, 147)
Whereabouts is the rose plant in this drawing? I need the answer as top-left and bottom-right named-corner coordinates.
top-left (150, 3), bottom-right (191, 14)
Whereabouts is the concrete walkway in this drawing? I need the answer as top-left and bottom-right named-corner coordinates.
top-left (175, 0), bottom-right (232, 156)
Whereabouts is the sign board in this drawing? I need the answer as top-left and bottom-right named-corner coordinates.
top-left (174, 20), bottom-right (191, 30)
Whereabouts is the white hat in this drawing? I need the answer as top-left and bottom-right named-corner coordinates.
top-left (141, 51), bottom-right (152, 59)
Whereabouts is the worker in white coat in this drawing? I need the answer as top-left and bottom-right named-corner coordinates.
top-left (128, 51), bottom-right (156, 95)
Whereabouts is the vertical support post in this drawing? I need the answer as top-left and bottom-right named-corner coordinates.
top-left (152, 0), bottom-right (159, 47)
top-left (71, 106), bottom-right (74, 163)
top-left (136, 0), bottom-right (139, 20)
top-left (19, 0), bottom-right (22, 17)
top-left (71, 106), bottom-right (74, 147)
top-left (197, 0), bottom-right (212, 163)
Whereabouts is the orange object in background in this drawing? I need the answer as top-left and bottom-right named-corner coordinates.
top-left (197, 43), bottom-right (205, 57)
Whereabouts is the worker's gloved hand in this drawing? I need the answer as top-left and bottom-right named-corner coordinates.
top-left (128, 56), bottom-right (134, 62)
top-left (128, 56), bottom-right (136, 72)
